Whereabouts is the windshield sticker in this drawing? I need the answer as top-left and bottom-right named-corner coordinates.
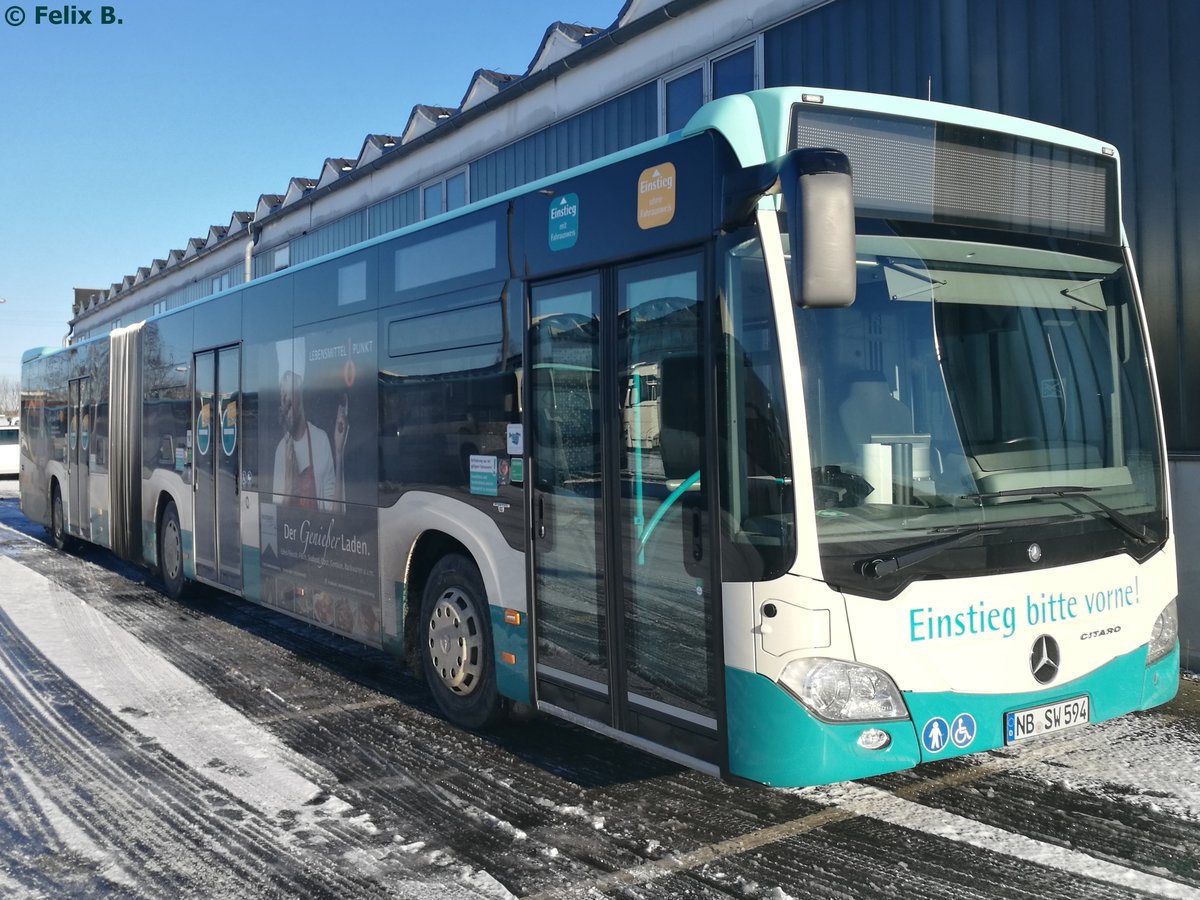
top-left (1041, 378), bottom-right (1064, 398)
top-left (637, 163), bottom-right (676, 230)
top-left (470, 454), bottom-right (499, 496)
top-left (549, 193), bottom-right (579, 251)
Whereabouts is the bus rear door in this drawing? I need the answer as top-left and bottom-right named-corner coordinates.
top-left (67, 376), bottom-right (91, 541)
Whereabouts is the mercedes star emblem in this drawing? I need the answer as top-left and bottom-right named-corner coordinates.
top-left (1030, 634), bottom-right (1060, 684)
top-left (1027, 542), bottom-right (1043, 563)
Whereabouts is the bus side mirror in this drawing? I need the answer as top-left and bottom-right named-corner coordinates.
top-left (781, 148), bottom-right (856, 308)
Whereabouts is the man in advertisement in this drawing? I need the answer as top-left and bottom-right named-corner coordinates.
top-left (273, 369), bottom-right (347, 512)
top-left (260, 329), bottom-right (378, 642)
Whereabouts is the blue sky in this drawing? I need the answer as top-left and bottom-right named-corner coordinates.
top-left (0, 0), bottom-right (624, 378)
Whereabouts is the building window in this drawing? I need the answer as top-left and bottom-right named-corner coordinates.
top-left (153, 300), bottom-right (167, 316)
top-left (712, 46), bottom-right (754, 100)
top-left (665, 68), bottom-right (703, 132)
top-left (446, 171), bottom-right (468, 211)
top-left (422, 168), bottom-right (469, 219)
top-left (211, 271), bottom-right (233, 294)
top-left (660, 40), bottom-right (761, 134)
top-left (273, 244), bottom-right (290, 272)
top-left (423, 182), bottom-right (444, 220)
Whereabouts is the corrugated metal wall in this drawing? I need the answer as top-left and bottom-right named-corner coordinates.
top-left (765, 0), bottom-right (1200, 453)
top-left (471, 83), bottom-right (658, 202)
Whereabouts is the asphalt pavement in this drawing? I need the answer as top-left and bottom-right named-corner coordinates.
top-left (0, 478), bottom-right (1196, 900)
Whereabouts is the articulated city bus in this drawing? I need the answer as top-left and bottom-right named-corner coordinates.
top-left (21, 87), bottom-right (1179, 786)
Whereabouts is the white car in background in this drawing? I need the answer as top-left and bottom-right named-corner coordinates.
top-left (0, 423), bottom-right (18, 476)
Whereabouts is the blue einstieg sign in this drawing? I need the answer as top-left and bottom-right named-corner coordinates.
top-left (549, 193), bottom-right (579, 251)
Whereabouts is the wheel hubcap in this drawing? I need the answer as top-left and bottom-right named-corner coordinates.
top-left (163, 520), bottom-right (181, 579)
top-left (427, 588), bottom-right (483, 695)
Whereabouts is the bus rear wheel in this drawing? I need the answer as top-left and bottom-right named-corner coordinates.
top-left (49, 483), bottom-right (74, 552)
top-left (420, 554), bottom-right (504, 730)
top-left (158, 500), bottom-right (186, 600)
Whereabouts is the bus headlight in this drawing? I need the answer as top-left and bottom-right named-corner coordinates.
top-left (1147, 598), bottom-right (1178, 665)
top-left (777, 657), bottom-right (907, 722)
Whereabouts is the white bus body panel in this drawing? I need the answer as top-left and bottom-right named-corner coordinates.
top-left (379, 492), bottom-right (527, 632)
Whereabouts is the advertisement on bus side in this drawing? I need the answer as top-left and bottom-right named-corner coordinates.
top-left (256, 321), bottom-right (381, 642)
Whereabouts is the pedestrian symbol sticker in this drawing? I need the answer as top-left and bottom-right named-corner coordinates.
top-left (921, 716), bottom-right (949, 753)
top-left (950, 713), bottom-right (977, 749)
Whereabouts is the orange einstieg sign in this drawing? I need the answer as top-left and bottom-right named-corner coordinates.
top-left (637, 163), bottom-right (676, 230)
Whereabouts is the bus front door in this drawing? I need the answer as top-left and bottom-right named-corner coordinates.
top-left (67, 376), bottom-right (91, 541)
top-left (530, 253), bottom-right (721, 771)
top-left (192, 346), bottom-right (243, 590)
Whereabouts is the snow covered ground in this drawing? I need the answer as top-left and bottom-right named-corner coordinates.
top-left (0, 480), bottom-right (1196, 899)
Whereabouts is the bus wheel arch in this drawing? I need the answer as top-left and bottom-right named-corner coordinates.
top-left (408, 534), bottom-right (504, 729)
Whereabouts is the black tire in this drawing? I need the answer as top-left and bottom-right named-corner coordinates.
top-left (420, 554), bottom-right (504, 729)
top-left (158, 500), bottom-right (186, 600)
top-left (49, 482), bottom-right (74, 552)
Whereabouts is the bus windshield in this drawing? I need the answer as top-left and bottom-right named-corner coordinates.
top-left (795, 227), bottom-right (1166, 592)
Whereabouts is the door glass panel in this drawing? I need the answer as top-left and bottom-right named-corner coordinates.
top-left (617, 253), bottom-right (715, 718)
top-left (68, 378), bottom-right (89, 537)
top-left (217, 346), bottom-right (242, 588)
top-left (531, 276), bottom-right (607, 690)
top-left (193, 351), bottom-right (217, 582)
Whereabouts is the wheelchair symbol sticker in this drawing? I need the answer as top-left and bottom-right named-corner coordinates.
top-left (950, 713), bottom-right (977, 749)
top-left (921, 717), bottom-right (949, 753)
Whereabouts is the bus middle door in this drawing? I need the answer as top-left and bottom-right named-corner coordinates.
top-left (192, 346), bottom-right (243, 590)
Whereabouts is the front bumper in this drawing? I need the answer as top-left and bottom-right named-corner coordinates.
top-left (725, 642), bottom-right (1179, 787)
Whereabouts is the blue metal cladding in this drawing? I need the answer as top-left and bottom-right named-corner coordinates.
top-left (470, 83), bottom-right (658, 202)
top-left (291, 210), bottom-right (367, 266)
top-left (765, 0), bottom-right (1200, 451)
top-left (368, 188), bottom-right (421, 238)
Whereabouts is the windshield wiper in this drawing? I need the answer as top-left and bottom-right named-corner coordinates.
top-left (855, 526), bottom-right (1002, 579)
top-left (961, 486), bottom-right (1158, 545)
top-left (1060, 274), bottom-right (1117, 312)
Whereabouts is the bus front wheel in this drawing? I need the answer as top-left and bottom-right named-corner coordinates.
top-left (158, 500), bottom-right (186, 600)
top-left (420, 554), bottom-right (504, 730)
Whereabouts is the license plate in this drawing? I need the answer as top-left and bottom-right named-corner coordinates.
top-left (1005, 695), bottom-right (1090, 744)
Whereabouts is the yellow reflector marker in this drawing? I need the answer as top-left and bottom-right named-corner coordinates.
top-left (501, 652), bottom-right (516, 665)
top-left (504, 609), bottom-right (522, 626)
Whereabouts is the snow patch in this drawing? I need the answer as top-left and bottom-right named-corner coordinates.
top-left (5, 754), bottom-right (137, 890)
top-left (805, 781), bottom-right (1199, 899)
top-left (0, 556), bottom-right (339, 819)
